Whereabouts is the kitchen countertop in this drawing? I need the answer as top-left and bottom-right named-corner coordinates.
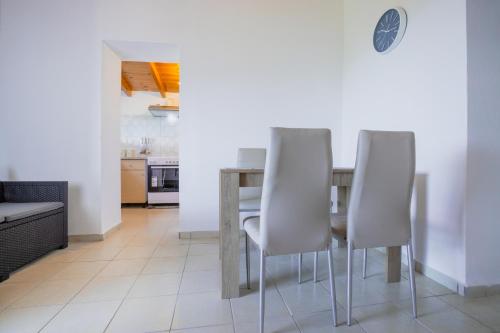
top-left (121, 156), bottom-right (148, 160)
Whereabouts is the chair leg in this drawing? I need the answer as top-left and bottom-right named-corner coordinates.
top-left (298, 253), bottom-right (303, 284)
top-left (407, 242), bottom-right (418, 318)
top-left (327, 246), bottom-right (338, 327)
top-left (313, 251), bottom-right (319, 283)
top-left (362, 248), bottom-right (367, 279)
top-left (259, 250), bottom-right (266, 333)
top-left (347, 241), bottom-right (353, 326)
top-left (245, 233), bottom-right (251, 289)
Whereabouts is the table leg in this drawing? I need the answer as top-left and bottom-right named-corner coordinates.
top-left (336, 186), bottom-right (350, 248)
top-left (220, 172), bottom-right (240, 298)
top-left (386, 246), bottom-right (402, 283)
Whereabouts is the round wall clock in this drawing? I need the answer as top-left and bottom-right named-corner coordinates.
top-left (373, 7), bottom-right (407, 54)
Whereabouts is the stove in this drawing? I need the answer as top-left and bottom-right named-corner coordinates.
top-left (147, 156), bottom-right (179, 205)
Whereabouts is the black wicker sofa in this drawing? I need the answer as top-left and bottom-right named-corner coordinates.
top-left (0, 181), bottom-right (68, 282)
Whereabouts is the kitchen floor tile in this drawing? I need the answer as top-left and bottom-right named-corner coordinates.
top-left (116, 245), bottom-right (156, 259)
top-left (230, 286), bottom-right (290, 323)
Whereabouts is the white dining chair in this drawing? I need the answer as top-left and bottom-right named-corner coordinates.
top-left (344, 130), bottom-right (417, 326)
top-left (243, 128), bottom-right (338, 332)
top-left (238, 148), bottom-right (266, 289)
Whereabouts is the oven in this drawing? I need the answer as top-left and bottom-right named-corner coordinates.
top-left (147, 157), bottom-right (179, 205)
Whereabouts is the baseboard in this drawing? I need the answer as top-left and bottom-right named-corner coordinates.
top-left (69, 234), bottom-right (104, 242)
top-left (458, 283), bottom-right (500, 298)
top-left (179, 231), bottom-right (219, 240)
top-left (69, 223), bottom-right (121, 242)
top-left (414, 260), bottom-right (458, 293)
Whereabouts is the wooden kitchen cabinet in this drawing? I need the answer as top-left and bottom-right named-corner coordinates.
top-left (121, 159), bottom-right (147, 204)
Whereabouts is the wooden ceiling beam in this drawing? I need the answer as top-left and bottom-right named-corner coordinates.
top-left (121, 75), bottom-right (133, 97)
top-left (149, 62), bottom-right (166, 97)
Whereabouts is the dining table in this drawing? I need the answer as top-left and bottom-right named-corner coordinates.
top-left (219, 167), bottom-right (402, 299)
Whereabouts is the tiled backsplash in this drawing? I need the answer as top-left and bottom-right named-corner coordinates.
top-left (121, 114), bottom-right (179, 156)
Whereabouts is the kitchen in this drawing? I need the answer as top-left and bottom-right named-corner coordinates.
top-left (120, 61), bottom-right (180, 207)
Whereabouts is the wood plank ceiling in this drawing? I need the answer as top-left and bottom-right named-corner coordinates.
top-left (121, 61), bottom-right (180, 97)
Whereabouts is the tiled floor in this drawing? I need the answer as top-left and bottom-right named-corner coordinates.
top-left (1, 208), bottom-right (499, 333)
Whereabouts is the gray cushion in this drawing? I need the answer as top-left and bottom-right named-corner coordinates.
top-left (0, 202), bottom-right (64, 222)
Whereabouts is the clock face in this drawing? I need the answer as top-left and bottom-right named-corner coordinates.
top-left (373, 8), bottom-right (407, 54)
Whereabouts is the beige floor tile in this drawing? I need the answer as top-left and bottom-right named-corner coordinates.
top-left (179, 270), bottom-right (220, 294)
top-left (7, 262), bottom-right (68, 284)
top-left (105, 295), bottom-right (176, 333)
top-left (0, 282), bottom-right (37, 311)
top-left (40, 249), bottom-right (87, 263)
top-left (172, 291), bottom-right (232, 330)
top-left (230, 287), bottom-right (290, 323)
top-left (142, 257), bottom-right (186, 275)
top-left (40, 300), bottom-right (120, 333)
top-left (234, 315), bottom-right (299, 333)
top-left (11, 279), bottom-right (88, 308)
top-left (170, 324), bottom-right (234, 332)
top-left (153, 244), bottom-right (190, 258)
top-left (0, 305), bottom-right (62, 333)
top-left (353, 303), bottom-right (431, 333)
top-left (98, 259), bottom-right (147, 277)
top-left (116, 245), bottom-right (156, 259)
top-left (49, 261), bottom-right (107, 280)
top-left (440, 293), bottom-right (500, 331)
top-left (399, 297), bottom-right (493, 333)
top-left (278, 282), bottom-right (335, 315)
top-left (295, 309), bottom-right (365, 332)
top-left (127, 273), bottom-right (181, 298)
top-left (76, 247), bottom-right (123, 261)
top-left (189, 243), bottom-right (220, 256)
top-left (184, 255), bottom-right (220, 272)
top-left (72, 276), bottom-right (136, 303)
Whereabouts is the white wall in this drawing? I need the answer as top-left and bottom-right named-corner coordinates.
top-left (465, 0), bottom-right (500, 287)
top-left (342, 0), bottom-right (468, 285)
top-left (100, 44), bottom-right (122, 234)
top-left (99, 0), bottom-right (345, 232)
top-left (0, 0), bottom-right (103, 235)
top-left (0, 0), bottom-right (344, 234)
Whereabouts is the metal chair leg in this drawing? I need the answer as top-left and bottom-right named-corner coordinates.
top-left (362, 248), bottom-right (367, 279)
top-left (313, 251), bottom-right (319, 282)
top-left (259, 250), bottom-right (266, 333)
top-left (327, 246), bottom-right (338, 326)
top-left (347, 242), bottom-right (353, 326)
top-left (298, 253), bottom-right (303, 284)
top-left (407, 242), bottom-right (418, 318)
top-left (245, 233), bottom-right (251, 289)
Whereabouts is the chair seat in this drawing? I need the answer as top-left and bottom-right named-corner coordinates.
top-left (244, 214), bottom-right (347, 246)
top-left (239, 198), bottom-right (261, 212)
top-left (243, 216), bottom-right (260, 244)
top-left (331, 214), bottom-right (347, 240)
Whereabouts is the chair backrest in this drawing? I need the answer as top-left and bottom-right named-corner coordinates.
top-left (237, 148), bottom-right (266, 200)
top-left (260, 128), bottom-right (333, 256)
top-left (348, 130), bottom-right (415, 249)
